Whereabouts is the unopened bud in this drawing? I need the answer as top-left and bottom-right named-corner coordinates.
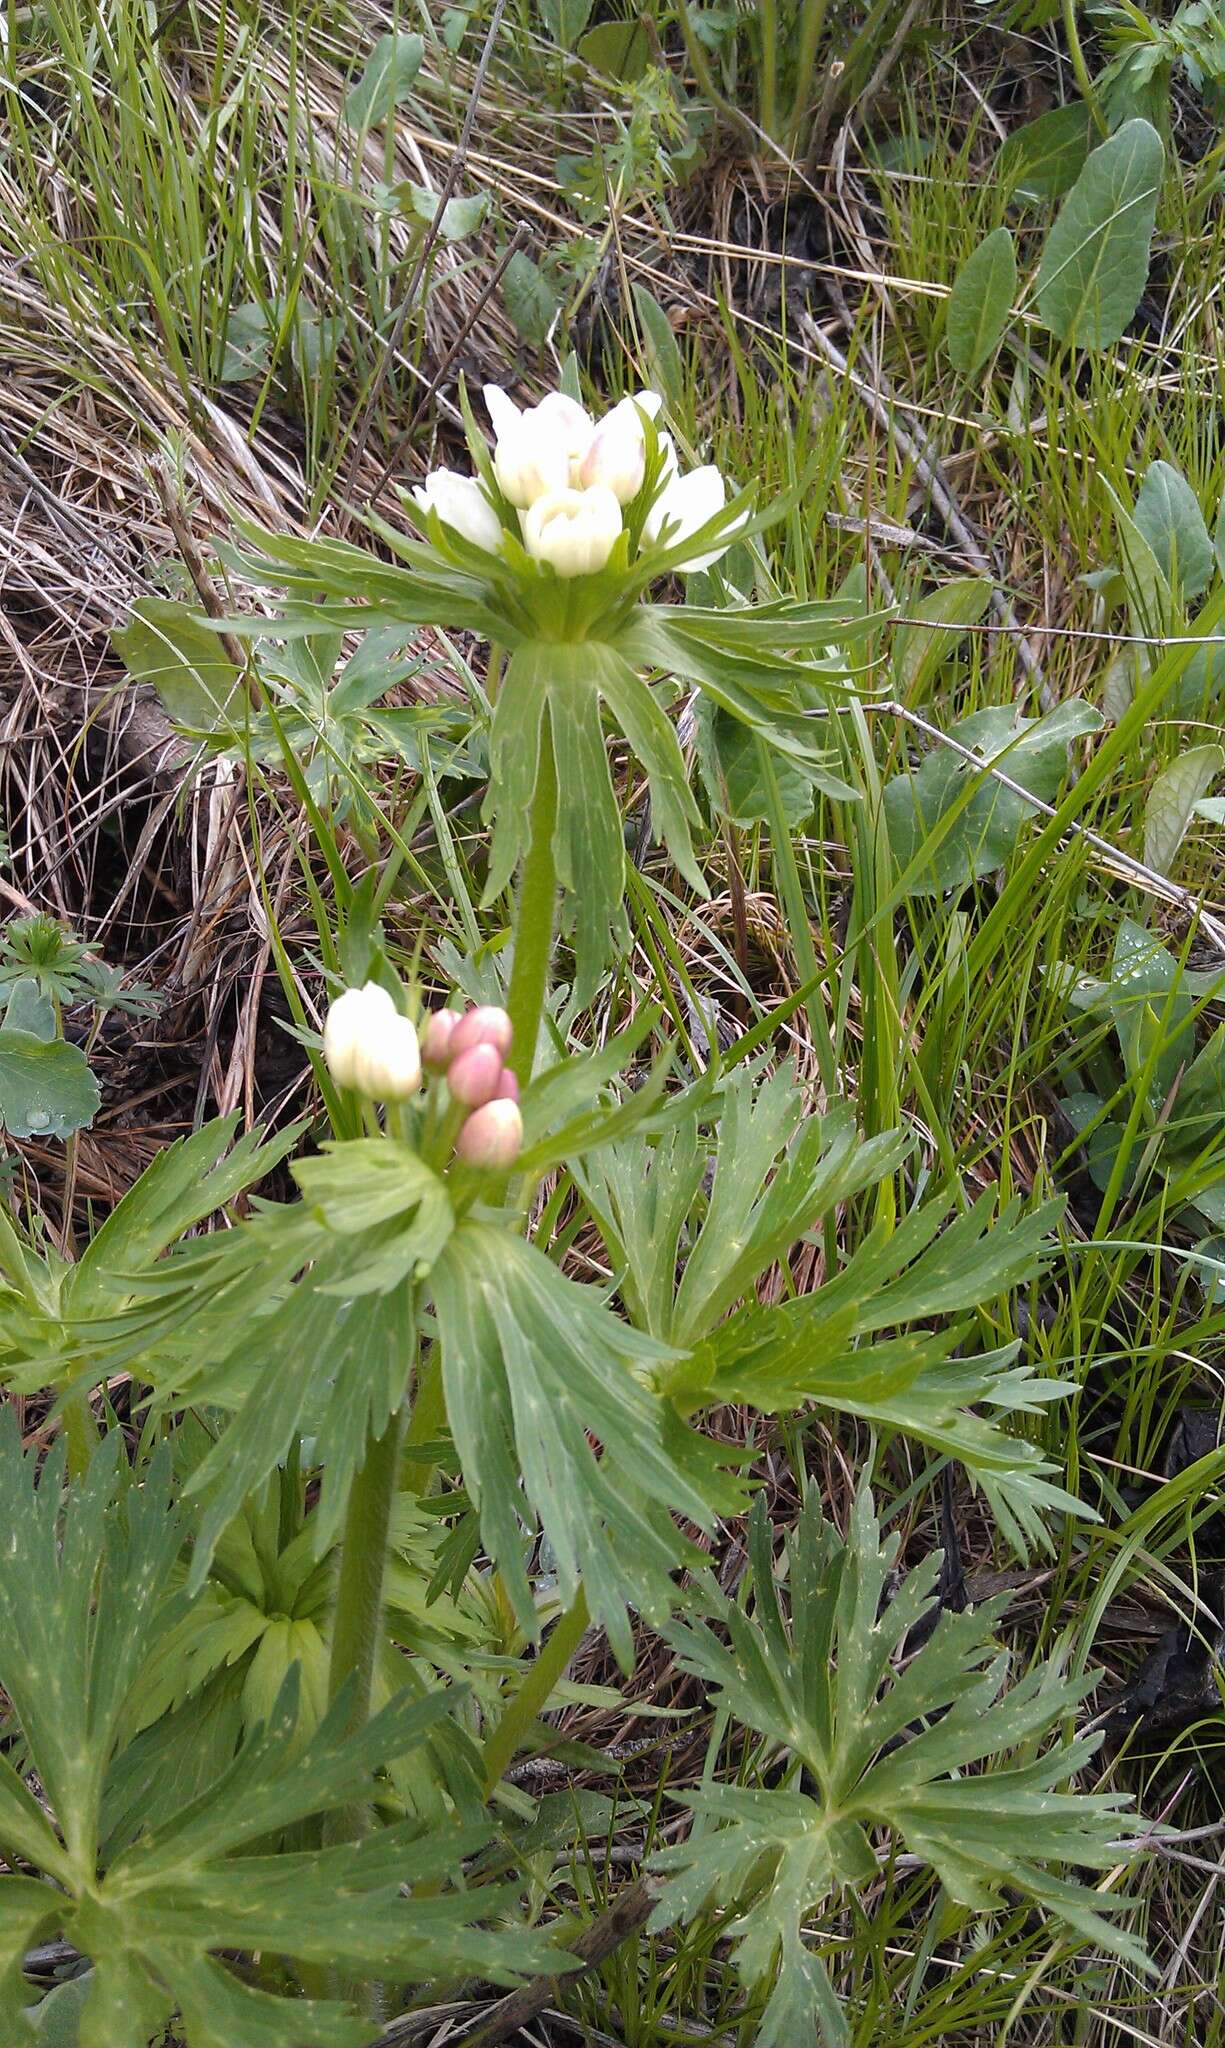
top-left (322, 983), bottom-right (421, 1100)
top-left (450, 1005), bottom-right (513, 1059)
top-left (454, 1097), bottom-right (524, 1170)
top-left (447, 1041), bottom-right (504, 1108)
top-left (421, 1008), bottom-right (461, 1070)
top-left (493, 1067), bottom-right (519, 1102)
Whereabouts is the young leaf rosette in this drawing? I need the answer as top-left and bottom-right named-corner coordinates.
top-left (226, 384), bottom-right (882, 998)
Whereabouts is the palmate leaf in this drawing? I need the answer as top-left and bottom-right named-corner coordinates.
top-left (0, 1420), bottom-right (560, 2047)
top-left (429, 1221), bottom-right (730, 1665)
top-left (582, 1067), bottom-right (1078, 1550)
top-left (0, 1114), bottom-right (302, 1397)
top-left (677, 1187), bottom-right (1079, 1552)
top-left (650, 1487), bottom-right (1147, 2043)
top-left (148, 1143), bottom-right (455, 1583)
top-left (582, 1068), bottom-right (909, 1346)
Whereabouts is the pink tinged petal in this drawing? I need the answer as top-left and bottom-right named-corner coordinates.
top-left (450, 1005), bottom-right (514, 1058)
top-left (421, 1008), bottom-right (461, 1069)
top-left (446, 1040), bottom-right (505, 1108)
top-left (454, 1098), bottom-right (524, 1170)
top-left (493, 1066), bottom-right (520, 1102)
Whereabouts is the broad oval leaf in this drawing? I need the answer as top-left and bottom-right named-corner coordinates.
top-left (113, 597), bottom-right (243, 737)
top-left (1134, 460), bottom-right (1214, 602)
top-left (1034, 118), bottom-right (1164, 351)
top-left (0, 1030), bottom-right (100, 1140)
top-left (1143, 743), bottom-right (1225, 875)
top-left (946, 226), bottom-right (1016, 374)
top-left (502, 249), bottom-right (559, 347)
top-left (892, 576), bottom-right (993, 702)
top-left (343, 31), bottom-right (424, 129)
top-left (996, 102), bottom-right (1093, 203)
top-left (632, 283), bottom-right (685, 405)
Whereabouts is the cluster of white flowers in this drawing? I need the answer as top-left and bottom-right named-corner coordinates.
top-left (411, 385), bottom-right (737, 579)
top-left (322, 986), bottom-right (523, 1170)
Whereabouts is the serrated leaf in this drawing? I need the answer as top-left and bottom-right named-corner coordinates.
top-left (648, 1485), bottom-right (1148, 2041)
top-left (996, 101), bottom-right (1093, 202)
top-left (431, 1222), bottom-right (721, 1661)
top-left (502, 250), bottom-right (558, 347)
top-left (1143, 743), bottom-right (1225, 874)
top-left (0, 1420), bottom-right (560, 2047)
top-left (1134, 460), bottom-right (1214, 601)
top-left (946, 226), bottom-right (1016, 374)
top-left (0, 1030), bottom-right (100, 1141)
top-left (114, 597), bottom-right (243, 735)
top-left (1034, 118), bottom-right (1163, 351)
top-left (343, 31), bottom-right (424, 128)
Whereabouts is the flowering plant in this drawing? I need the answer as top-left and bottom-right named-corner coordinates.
top-left (0, 374), bottom-right (1151, 2045)
top-left (230, 376), bottom-right (876, 1020)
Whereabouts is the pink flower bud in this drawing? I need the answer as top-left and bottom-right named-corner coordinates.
top-left (421, 1009), bottom-right (460, 1070)
top-left (454, 1098), bottom-right (523, 1170)
top-left (446, 1041), bottom-right (504, 1108)
top-left (450, 1005), bottom-right (513, 1059)
top-left (493, 1066), bottom-right (519, 1102)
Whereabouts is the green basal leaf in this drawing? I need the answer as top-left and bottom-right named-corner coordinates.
top-left (1034, 118), bottom-right (1163, 350)
top-left (883, 698), bottom-right (1102, 896)
top-left (0, 1029), bottom-right (100, 1143)
top-left (0, 1420), bottom-right (561, 2046)
top-left (649, 1486), bottom-right (1148, 2041)
top-left (945, 226), bottom-right (1016, 375)
top-left (113, 597), bottom-right (245, 737)
top-left (1133, 459), bottom-right (1215, 602)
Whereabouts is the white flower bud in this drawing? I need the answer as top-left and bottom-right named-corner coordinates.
top-left (579, 393), bottom-right (666, 503)
top-left (322, 982), bottom-right (421, 1100)
top-left (579, 410), bottom-right (646, 505)
top-left (354, 1014), bottom-right (422, 1101)
top-left (483, 383), bottom-right (521, 440)
top-left (642, 464), bottom-right (738, 572)
top-left (411, 468), bottom-right (503, 552)
top-left (454, 1097), bottom-right (524, 1170)
top-left (522, 485), bottom-right (622, 578)
top-left (322, 982), bottom-right (395, 1089)
top-left (531, 392), bottom-right (595, 484)
top-left (491, 415), bottom-right (572, 510)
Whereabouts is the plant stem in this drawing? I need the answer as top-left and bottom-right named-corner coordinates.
top-left (1062, 0), bottom-right (1107, 134)
top-left (327, 1403), bottom-right (406, 1742)
top-left (480, 1587), bottom-right (589, 1797)
top-left (505, 712), bottom-right (559, 1077)
top-left (758, 0), bottom-right (779, 143)
top-left (788, 0), bottom-right (833, 152)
